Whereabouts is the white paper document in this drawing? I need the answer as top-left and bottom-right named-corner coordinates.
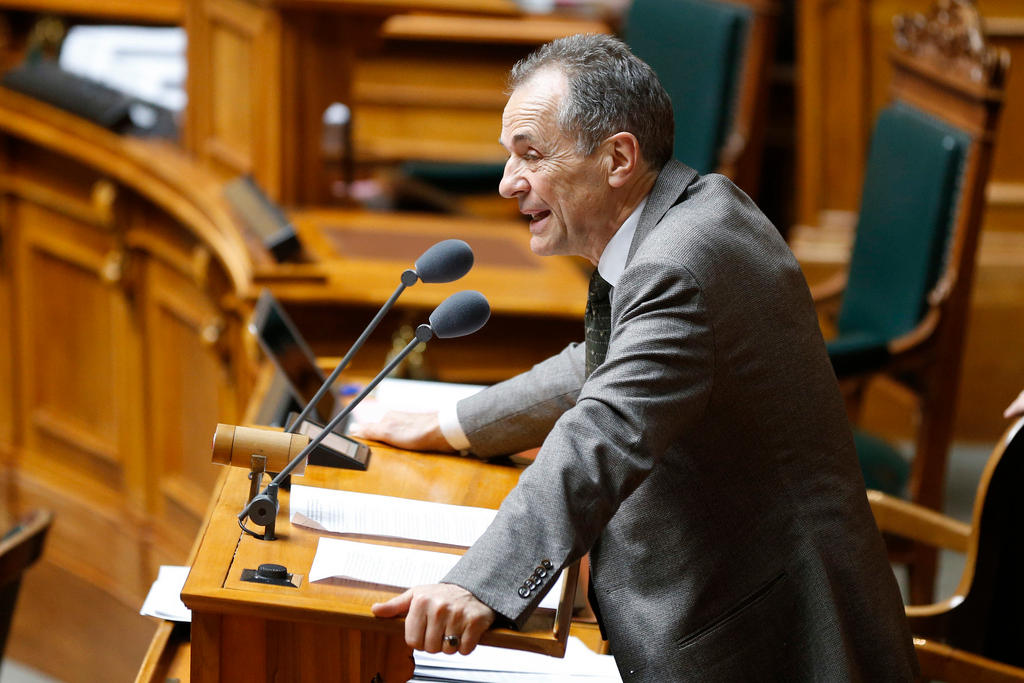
top-left (349, 377), bottom-right (484, 425)
top-left (290, 485), bottom-right (497, 548)
top-left (309, 538), bottom-right (564, 611)
top-left (372, 377), bottom-right (485, 412)
top-left (413, 636), bottom-right (622, 682)
top-left (139, 565), bottom-right (191, 622)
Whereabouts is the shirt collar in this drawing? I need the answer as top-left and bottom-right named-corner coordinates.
top-left (597, 195), bottom-right (648, 288)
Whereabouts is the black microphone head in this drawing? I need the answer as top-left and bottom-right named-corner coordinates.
top-left (415, 239), bottom-right (474, 284)
top-left (428, 290), bottom-right (491, 339)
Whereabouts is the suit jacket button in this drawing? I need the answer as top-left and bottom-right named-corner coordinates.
top-left (541, 559), bottom-right (552, 569)
top-left (534, 567), bottom-right (548, 578)
top-left (518, 586), bottom-right (531, 598)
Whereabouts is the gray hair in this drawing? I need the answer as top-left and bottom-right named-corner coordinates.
top-left (509, 33), bottom-right (674, 170)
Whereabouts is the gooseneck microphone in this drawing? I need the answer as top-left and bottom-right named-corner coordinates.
top-left (414, 239), bottom-right (475, 284)
top-left (286, 239), bottom-right (473, 435)
top-left (240, 290), bottom-right (491, 540)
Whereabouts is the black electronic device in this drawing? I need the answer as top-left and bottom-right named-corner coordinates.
top-left (1, 59), bottom-right (177, 138)
top-left (248, 289), bottom-right (341, 430)
top-left (224, 175), bottom-right (301, 262)
top-left (286, 413), bottom-right (370, 471)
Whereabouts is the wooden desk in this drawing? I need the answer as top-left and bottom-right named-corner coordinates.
top-left (260, 208), bottom-right (589, 384)
top-left (183, 447), bottom-right (577, 682)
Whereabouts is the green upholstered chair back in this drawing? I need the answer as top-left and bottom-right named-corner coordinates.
top-left (836, 102), bottom-right (970, 344)
top-left (625, 0), bottom-right (750, 174)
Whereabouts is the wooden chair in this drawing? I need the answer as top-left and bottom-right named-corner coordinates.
top-left (811, 0), bottom-right (1010, 604)
top-left (0, 509), bottom-right (52, 657)
top-left (869, 418), bottom-right (1024, 682)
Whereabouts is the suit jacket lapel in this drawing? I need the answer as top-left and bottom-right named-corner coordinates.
top-left (626, 160), bottom-right (699, 263)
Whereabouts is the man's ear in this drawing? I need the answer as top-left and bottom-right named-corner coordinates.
top-left (604, 132), bottom-right (642, 188)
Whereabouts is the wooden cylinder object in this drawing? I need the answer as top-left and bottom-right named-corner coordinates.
top-left (211, 424), bottom-right (310, 473)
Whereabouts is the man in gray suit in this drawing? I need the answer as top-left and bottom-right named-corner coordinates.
top-left (358, 34), bottom-right (917, 680)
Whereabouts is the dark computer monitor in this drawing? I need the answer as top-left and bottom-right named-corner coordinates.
top-left (249, 289), bottom-right (336, 426)
top-left (249, 290), bottom-right (369, 469)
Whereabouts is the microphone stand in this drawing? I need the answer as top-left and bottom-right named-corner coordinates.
top-left (239, 323), bottom-right (434, 540)
top-left (285, 269), bottom-right (418, 434)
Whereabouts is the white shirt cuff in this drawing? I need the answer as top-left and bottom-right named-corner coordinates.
top-left (438, 402), bottom-right (471, 452)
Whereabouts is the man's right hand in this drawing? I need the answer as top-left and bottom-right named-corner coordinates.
top-left (349, 410), bottom-right (456, 453)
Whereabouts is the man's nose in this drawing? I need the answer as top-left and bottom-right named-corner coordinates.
top-left (499, 160), bottom-right (528, 198)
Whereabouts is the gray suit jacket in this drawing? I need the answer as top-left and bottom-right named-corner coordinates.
top-left (443, 161), bottom-right (917, 681)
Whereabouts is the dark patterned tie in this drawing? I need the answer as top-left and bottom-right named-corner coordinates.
top-left (584, 269), bottom-right (612, 635)
top-left (585, 269), bottom-right (612, 377)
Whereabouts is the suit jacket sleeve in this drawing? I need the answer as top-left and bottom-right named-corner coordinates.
top-left (455, 341), bottom-right (586, 457)
top-left (444, 254), bottom-right (713, 626)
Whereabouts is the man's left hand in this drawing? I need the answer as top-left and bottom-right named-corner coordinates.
top-left (372, 583), bottom-right (496, 655)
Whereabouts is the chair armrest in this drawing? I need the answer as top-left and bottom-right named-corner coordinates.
top-left (867, 489), bottom-right (970, 553)
top-left (808, 268), bottom-right (848, 306)
top-left (888, 302), bottom-right (942, 356)
top-left (886, 261), bottom-right (960, 357)
top-left (808, 269), bottom-right (848, 336)
top-left (913, 636), bottom-right (1024, 682)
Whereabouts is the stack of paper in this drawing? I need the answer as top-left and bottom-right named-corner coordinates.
top-left (139, 565), bottom-right (191, 622)
top-left (309, 537), bottom-right (563, 611)
top-left (291, 486), bottom-right (496, 548)
top-left (293, 486), bottom-right (566, 610)
top-left (412, 636), bottom-right (623, 682)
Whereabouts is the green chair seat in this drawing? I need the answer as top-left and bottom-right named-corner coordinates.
top-left (853, 429), bottom-right (910, 496)
top-left (825, 331), bottom-right (889, 377)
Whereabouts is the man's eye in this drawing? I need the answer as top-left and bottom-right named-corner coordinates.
top-left (523, 152), bottom-right (539, 161)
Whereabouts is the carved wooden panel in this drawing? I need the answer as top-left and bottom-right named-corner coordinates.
top-left (0, 77), bottom-right (255, 683)
top-left (12, 198), bottom-right (144, 505)
top-left (0, 190), bottom-right (12, 459)
top-left (186, 0), bottom-right (282, 194)
top-left (798, 0), bottom-right (1024, 228)
top-left (142, 252), bottom-right (239, 558)
top-left (982, 15), bottom-right (1024, 231)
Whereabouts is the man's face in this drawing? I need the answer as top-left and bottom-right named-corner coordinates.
top-left (498, 69), bottom-right (610, 261)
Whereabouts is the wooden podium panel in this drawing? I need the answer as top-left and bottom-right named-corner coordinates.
top-left (183, 447), bottom-right (576, 682)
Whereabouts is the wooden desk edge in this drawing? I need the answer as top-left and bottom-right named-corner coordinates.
top-left (182, 461), bottom-right (574, 658)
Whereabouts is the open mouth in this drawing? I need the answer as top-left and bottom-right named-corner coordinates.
top-left (529, 210), bottom-right (551, 224)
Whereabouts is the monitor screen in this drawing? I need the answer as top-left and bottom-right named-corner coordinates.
top-left (249, 290), bottom-right (336, 425)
